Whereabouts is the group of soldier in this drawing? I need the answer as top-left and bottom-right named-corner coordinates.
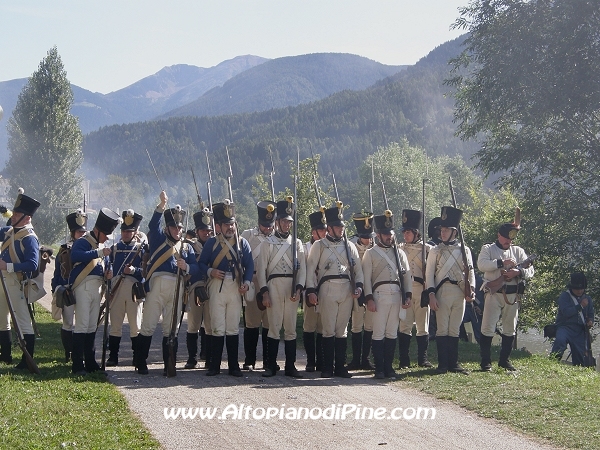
top-left (11, 183), bottom-right (592, 380)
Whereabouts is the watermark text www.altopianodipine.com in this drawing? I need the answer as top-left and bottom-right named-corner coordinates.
top-left (163, 404), bottom-right (436, 421)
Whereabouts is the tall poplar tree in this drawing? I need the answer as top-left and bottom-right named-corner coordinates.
top-left (5, 46), bottom-right (83, 244)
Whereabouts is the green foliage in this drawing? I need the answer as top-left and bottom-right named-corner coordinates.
top-left (447, 0), bottom-right (600, 315)
top-left (5, 47), bottom-right (83, 244)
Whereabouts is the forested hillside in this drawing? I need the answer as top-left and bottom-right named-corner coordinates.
top-left (83, 36), bottom-right (475, 201)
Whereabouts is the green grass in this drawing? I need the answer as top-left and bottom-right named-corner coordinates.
top-left (0, 308), bottom-right (160, 450)
top-left (390, 339), bottom-right (600, 449)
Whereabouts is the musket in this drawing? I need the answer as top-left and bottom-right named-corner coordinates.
top-left (420, 177), bottom-right (429, 307)
top-left (0, 271), bottom-right (39, 374)
top-left (167, 267), bottom-right (182, 377)
top-left (331, 174), bottom-right (357, 294)
top-left (291, 151), bottom-right (299, 298)
top-left (191, 166), bottom-right (205, 210)
top-left (97, 242), bottom-right (144, 327)
top-left (369, 160), bottom-right (374, 213)
top-left (146, 149), bottom-right (165, 193)
top-left (448, 176), bottom-right (474, 301)
top-left (268, 147), bottom-right (276, 202)
top-left (27, 303), bottom-right (40, 337)
top-left (381, 178), bottom-right (407, 305)
top-left (309, 144), bottom-right (323, 208)
top-left (101, 263), bottom-right (112, 370)
top-left (224, 147), bottom-right (244, 290)
top-left (205, 150), bottom-right (215, 230)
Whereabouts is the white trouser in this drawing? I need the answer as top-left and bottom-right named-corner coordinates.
top-left (399, 283), bottom-right (429, 336)
top-left (0, 271), bottom-right (34, 335)
top-left (481, 292), bottom-right (518, 337)
top-left (319, 280), bottom-right (353, 338)
top-left (351, 297), bottom-right (374, 333)
top-left (208, 277), bottom-right (243, 337)
top-left (434, 283), bottom-right (465, 337)
top-left (371, 287), bottom-right (401, 340)
top-left (109, 276), bottom-right (143, 338)
top-left (265, 277), bottom-right (299, 340)
top-left (187, 286), bottom-right (212, 335)
top-left (73, 276), bottom-right (103, 334)
top-left (139, 275), bottom-right (184, 338)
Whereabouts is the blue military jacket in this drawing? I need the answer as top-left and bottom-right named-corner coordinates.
top-left (110, 239), bottom-right (145, 282)
top-left (0, 225), bottom-right (39, 278)
top-left (144, 209), bottom-right (198, 291)
top-left (199, 233), bottom-right (253, 284)
top-left (69, 233), bottom-right (109, 284)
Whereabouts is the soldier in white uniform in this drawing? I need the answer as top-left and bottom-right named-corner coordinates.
top-left (305, 202), bottom-right (364, 378)
top-left (477, 217), bottom-right (534, 371)
top-left (347, 212), bottom-right (375, 370)
top-left (398, 209), bottom-right (433, 369)
top-left (425, 206), bottom-right (475, 375)
top-left (184, 208), bottom-right (214, 369)
top-left (302, 210), bottom-right (327, 372)
top-left (364, 210), bottom-right (412, 379)
top-left (240, 201), bottom-right (276, 370)
top-left (257, 197), bottom-right (306, 377)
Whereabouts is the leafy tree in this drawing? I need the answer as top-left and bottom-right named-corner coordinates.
top-left (447, 0), bottom-right (600, 319)
top-left (5, 47), bottom-right (83, 244)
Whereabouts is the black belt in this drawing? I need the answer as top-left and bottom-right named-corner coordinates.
top-left (435, 277), bottom-right (459, 293)
top-left (496, 285), bottom-right (519, 295)
top-left (267, 274), bottom-right (293, 282)
top-left (317, 274), bottom-right (350, 292)
top-left (414, 277), bottom-right (424, 286)
top-left (373, 280), bottom-right (401, 291)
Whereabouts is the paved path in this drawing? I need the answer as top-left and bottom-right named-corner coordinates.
top-left (39, 275), bottom-right (561, 450)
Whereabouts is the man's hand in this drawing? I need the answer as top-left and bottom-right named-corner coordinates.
top-left (366, 298), bottom-right (377, 313)
top-left (307, 293), bottom-right (318, 307)
top-left (581, 297), bottom-right (589, 308)
top-left (290, 289), bottom-right (301, 302)
top-left (210, 269), bottom-right (225, 280)
top-left (176, 258), bottom-right (187, 270)
top-left (262, 291), bottom-right (272, 308)
top-left (238, 283), bottom-right (249, 294)
top-left (159, 191), bottom-right (168, 209)
top-left (0, 260), bottom-right (7, 271)
top-left (352, 286), bottom-right (362, 299)
top-left (123, 265), bottom-right (135, 275)
top-left (429, 292), bottom-right (438, 311)
top-left (102, 248), bottom-right (111, 257)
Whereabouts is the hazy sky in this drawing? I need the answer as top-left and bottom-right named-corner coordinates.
top-left (1, 1), bottom-right (467, 94)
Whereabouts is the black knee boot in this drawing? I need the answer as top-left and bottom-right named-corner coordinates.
top-left (72, 332), bottom-right (86, 375)
top-left (15, 334), bottom-right (35, 370)
top-left (185, 332), bottom-right (198, 369)
top-left (315, 333), bottom-right (323, 372)
top-left (479, 335), bottom-right (493, 372)
top-left (262, 337), bottom-right (280, 377)
top-left (262, 327), bottom-right (270, 369)
top-left (204, 334), bottom-right (212, 368)
top-left (416, 335), bottom-right (433, 367)
top-left (199, 327), bottom-right (207, 360)
top-left (135, 334), bottom-right (152, 375)
top-left (384, 337), bottom-right (397, 378)
top-left (397, 332), bottom-right (411, 369)
top-left (0, 329), bottom-right (13, 364)
top-left (84, 333), bottom-right (102, 373)
top-left (304, 331), bottom-right (316, 372)
top-left (361, 330), bottom-right (374, 369)
top-left (226, 335), bottom-right (242, 377)
top-left (334, 337), bottom-right (352, 378)
top-left (320, 337), bottom-right (335, 378)
top-left (206, 335), bottom-right (224, 376)
top-left (435, 336), bottom-right (448, 374)
top-left (106, 335), bottom-right (121, 367)
top-left (372, 339), bottom-right (385, 379)
top-left (448, 336), bottom-right (468, 374)
top-left (284, 339), bottom-right (302, 378)
top-left (346, 332), bottom-right (362, 370)
top-left (243, 327), bottom-right (259, 370)
top-left (498, 334), bottom-right (516, 371)
top-left (61, 329), bottom-right (73, 364)
top-left (130, 335), bottom-right (138, 366)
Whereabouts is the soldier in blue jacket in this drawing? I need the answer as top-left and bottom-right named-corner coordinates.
top-left (106, 210), bottom-right (146, 367)
top-left (551, 272), bottom-right (595, 366)
top-left (135, 191), bottom-right (198, 375)
top-left (199, 200), bottom-right (253, 377)
top-left (0, 192), bottom-right (40, 369)
top-left (69, 208), bottom-right (120, 375)
top-left (51, 210), bottom-right (87, 363)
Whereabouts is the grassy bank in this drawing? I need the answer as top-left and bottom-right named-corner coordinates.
top-left (0, 308), bottom-right (160, 450)
top-left (392, 339), bottom-right (600, 449)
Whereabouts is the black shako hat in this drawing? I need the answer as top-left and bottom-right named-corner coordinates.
top-left (324, 201), bottom-right (344, 227)
top-left (439, 206), bottom-right (462, 230)
top-left (13, 192), bottom-right (40, 217)
top-left (428, 217), bottom-right (442, 239)
top-left (401, 209), bottom-right (422, 232)
top-left (276, 196), bottom-right (295, 222)
top-left (121, 209), bottom-right (143, 231)
top-left (66, 210), bottom-right (88, 233)
top-left (374, 210), bottom-right (394, 234)
top-left (498, 222), bottom-right (520, 240)
top-left (95, 208), bottom-right (120, 236)
top-left (193, 208), bottom-right (213, 230)
top-left (257, 201), bottom-right (276, 227)
top-left (353, 211), bottom-right (374, 238)
top-left (309, 209), bottom-right (327, 230)
top-left (164, 205), bottom-right (186, 228)
top-left (568, 272), bottom-right (587, 290)
top-left (212, 200), bottom-right (236, 224)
